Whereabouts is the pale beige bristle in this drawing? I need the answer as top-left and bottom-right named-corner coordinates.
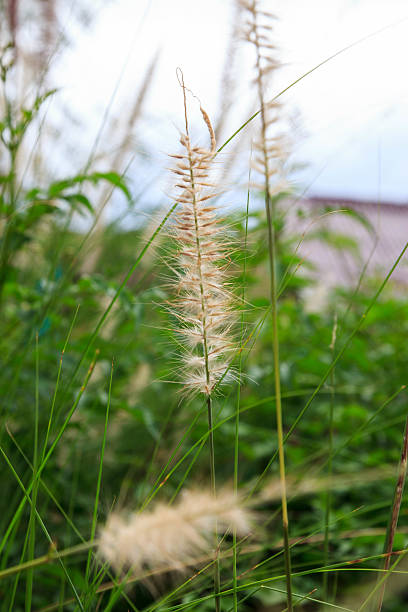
top-left (167, 89), bottom-right (237, 396)
top-left (239, 0), bottom-right (290, 193)
top-left (98, 489), bottom-right (252, 574)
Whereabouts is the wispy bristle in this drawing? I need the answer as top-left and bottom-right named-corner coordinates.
top-left (168, 90), bottom-right (237, 396)
top-left (98, 489), bottom-right (252, 574)
top-left (239, 0), bottom-right (290, 192)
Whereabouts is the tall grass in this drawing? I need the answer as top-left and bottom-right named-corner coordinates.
top-left (1, 3), bottom-right (408, 612)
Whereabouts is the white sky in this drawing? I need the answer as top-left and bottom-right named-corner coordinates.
top-left (53, 0), bottom-right (408, 204)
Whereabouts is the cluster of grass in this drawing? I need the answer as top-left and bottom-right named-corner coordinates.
top-left (1, 3), bottom-right (408, 611)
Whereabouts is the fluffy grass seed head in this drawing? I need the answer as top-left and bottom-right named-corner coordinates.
top-left (168, 80), bottom-right (237, 396)
top-left (239, 0), bottom-right (290, 195)
top-left (98, 488), bottom-right (252, 575)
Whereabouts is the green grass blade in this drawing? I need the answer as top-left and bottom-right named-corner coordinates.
top-left (25, 332), bottom-right (40, 611)
top-left (217, 17), bottom-right (408, 154)
top-left (0, 351), bottom-right (98, 557)
top-left (0, 446), bottom-right (84, 610)
top-left (42, 305), bottom-right (80, 463)
top-left (85, 359), bottom-right (113, 583)
top-left (233, 168), bottom-right (251, 612)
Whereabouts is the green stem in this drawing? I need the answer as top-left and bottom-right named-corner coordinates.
top-left (180, 79), bottom-right (220, 610)
top-left (26, 332), bottom-right (40, 611)
top-left (376, 414), bottom-right (408, 611)
top-left (265, 188), bottom-right (292, 606)
top-left (42, 305), bottom-right (80, 462)
top-left (0, 142), bottom-right (17, 304)
top-left (323, 316), bottom-right (337, 602)
top-left (232, 389), bottom-right (240, 612)
top-left (0, 542), bottom-right (94, 582)
top-left (85, 360), bottom-right (113, 582)
top-left (251, 6), bottom-right (292, 606)
top-left (233, 177), bottom-right (250, 611)
top-left (322, 373), bottom-right (334, 600)
top-left (207, 395), bottom-right (221, 612)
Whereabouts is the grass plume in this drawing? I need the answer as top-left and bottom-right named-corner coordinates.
top-left (168, 78), bottom-right (236, 398)
top-left (98, 489), bottom-right (252, 575)
top-left (240, 0), bottom-right (293, 608)
top-left (167, 73), bottom-right (240, 611)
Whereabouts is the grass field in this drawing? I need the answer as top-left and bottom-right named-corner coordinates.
top-left (1, 2), bottom-right (408, 610)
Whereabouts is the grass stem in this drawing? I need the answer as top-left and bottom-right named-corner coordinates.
top-left (207, 395), bottom-right (221, 612)
top-left (233, 168), bottom-right (251, 612)
top-left (245, 4), bottom-right (293, 604)
top-left (376, 414), bottom-right (408, 611)
top-left (265, 172), bottom-right (292, 611)
top-left (323, 315), bottom-right (337, 602)
top-left (25, 331), bottom-right (40, 611)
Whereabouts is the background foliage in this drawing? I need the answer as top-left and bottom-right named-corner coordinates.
top-left (1, 2), bottom-right (408, 611)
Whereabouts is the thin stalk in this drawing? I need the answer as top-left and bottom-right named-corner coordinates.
top-left (8, 517), bottom-right (30, 611)
top-left (42, 305), bottom-right (80, 462)
top-left (59, 442), bottom-right (82, 612)
top-left (264, 183), bottom-right (292, 607)
top-left (232, 392), bottom-right (240, 612)
top-left (207, 395), bottom-right (221, 612)
top-left (26, 332), bottom-right (40, 611)
top-left (251, 6), bottom-right (292, 606)
top-left (85, 360), bottom-right (113, 582)
top-left (376, 414), bottom-right (408, 611)
top-left (357, 548), bottom-right (408, 611)
top-left (180, 77), bottom-right (220, 611)
top-left (323, 315), bottom-right (337, 602)
top-left (0, 139), bottom-right (17, 304)
top-left (0, 542), bottom-right (94, 581)
top-left (233, 173), bottom-right (251, 611)
top-left (280, 587), bottom-right (319, 611)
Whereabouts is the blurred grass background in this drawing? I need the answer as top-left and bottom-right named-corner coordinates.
top-left (1, 1), bottom-right (408, 610)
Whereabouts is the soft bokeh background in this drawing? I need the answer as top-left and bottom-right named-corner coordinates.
top-left (2, 2), bottom-right (408, 610)
top-left (50, 0), bottom-right (408, 202)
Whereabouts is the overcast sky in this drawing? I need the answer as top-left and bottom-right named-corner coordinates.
top-left (54, 0), bottom-right (408, 204)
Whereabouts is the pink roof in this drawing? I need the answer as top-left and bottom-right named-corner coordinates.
top-left (284, 196), bottom-right (408, 288)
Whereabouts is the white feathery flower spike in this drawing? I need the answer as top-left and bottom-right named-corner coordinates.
top-left (98, 489), bottom-right (252, 574)
top-left (239, 0), bottom-right (290, 196)
top-left (168, 74), bottom-right (237, 396)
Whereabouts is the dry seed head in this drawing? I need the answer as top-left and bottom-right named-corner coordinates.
top-left (168, 84), bottom-right (237, 396)
top-left (98, 489), bottom-right (252, 574)
top-left (239, 0), bottom-right (291, 193)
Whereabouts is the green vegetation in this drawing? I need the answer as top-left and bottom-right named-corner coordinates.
top-left (1, 5), bottom-right (408, 611)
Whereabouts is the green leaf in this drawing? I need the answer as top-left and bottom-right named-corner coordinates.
top-left (90, 171), bottom-right (132, 201)
top-left (47, 179), bottom-right (75, 196)
top-left (23, 203), bottom-right (58, 227)
top-left (32, 88), bottom-right (58, 112)
top-left (24, 188), bottom-right (42, 201)
top-left (322, 205), bottom-right (375, 235)
top-left (60, 193), bottom-right (94, 216)
top-left (47, 171), bottom-right (131, 202)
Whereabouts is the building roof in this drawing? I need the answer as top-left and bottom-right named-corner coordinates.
top-left (284, 196), bottom-right (408, 288)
